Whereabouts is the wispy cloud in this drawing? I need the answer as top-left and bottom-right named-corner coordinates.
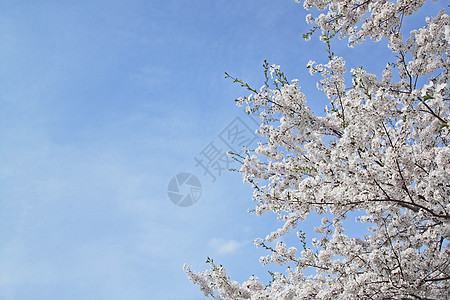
top-left (208, 238), bottom-right (247, 255)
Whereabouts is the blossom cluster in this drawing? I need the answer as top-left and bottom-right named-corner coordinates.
top-left (186, 0), bottom-right (449, 298)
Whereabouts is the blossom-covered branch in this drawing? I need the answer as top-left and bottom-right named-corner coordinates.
top-left (186, 0), bottom-right (449, 298)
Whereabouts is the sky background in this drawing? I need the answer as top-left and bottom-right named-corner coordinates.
top-left (0, 0), bottom-right (445, 299)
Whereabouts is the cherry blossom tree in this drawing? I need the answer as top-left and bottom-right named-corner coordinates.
top-left (185, 0), bottom-right (450, 298)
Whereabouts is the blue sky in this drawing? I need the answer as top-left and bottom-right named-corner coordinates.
top-left (0, 0), bottom-right (445, 299)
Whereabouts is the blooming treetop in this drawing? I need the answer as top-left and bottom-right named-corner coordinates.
top-left (185, 0), bottom-right (450, 299)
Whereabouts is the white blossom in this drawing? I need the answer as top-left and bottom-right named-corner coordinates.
top-left (186, 1), bottom-right (450, 299)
